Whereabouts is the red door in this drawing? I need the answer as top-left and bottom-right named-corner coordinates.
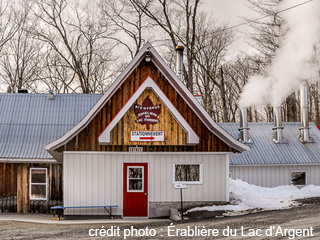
top-left (123, 163), bottom-right (148, 217)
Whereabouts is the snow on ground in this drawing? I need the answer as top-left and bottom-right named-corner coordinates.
top-left (188, 178), bottom-right (320, 215)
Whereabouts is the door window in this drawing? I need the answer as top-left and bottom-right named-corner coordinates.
top-left (127, 166), bottom-right (144, 192)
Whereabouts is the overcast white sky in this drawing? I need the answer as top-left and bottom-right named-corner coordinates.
top-left (201, 0), bottom-right (257, 56)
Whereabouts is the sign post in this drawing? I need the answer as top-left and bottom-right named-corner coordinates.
top-left (174, 183), bottom-right (187, 220)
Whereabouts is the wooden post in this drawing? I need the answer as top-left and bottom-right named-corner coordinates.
top-left (22, 164), bottom-right (29, 213)
top-left (17, 164), bottom-right (22, 213)
top-left (17, 164), bottom-right (30, 213)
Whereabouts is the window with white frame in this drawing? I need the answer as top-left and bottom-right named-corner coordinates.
top-left (30, 168), bottom-right (47, 200)
top-left (173, 163), bottom-right (202, 184)
top-left (291, 171), bottom-right (306, 186)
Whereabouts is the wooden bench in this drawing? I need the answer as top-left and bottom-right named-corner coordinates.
top-left (51, 205), bottom-right (119, 220)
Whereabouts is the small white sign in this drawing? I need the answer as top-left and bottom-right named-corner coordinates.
top-left (174, 183), bottom-right (188, 189)
top-left (131, 131), bottom-right (164, 142)
top-left (128, 146), bottom-right (143, 152)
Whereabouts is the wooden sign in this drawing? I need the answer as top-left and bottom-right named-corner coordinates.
top-left (109, 89), bottom-right (187, 146)
top-left (134, 96), bottom-right (161, 130)
top-left (131, 131), bottom-right (164, 142)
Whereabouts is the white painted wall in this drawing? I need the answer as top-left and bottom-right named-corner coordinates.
top-left (230, 165), bottom-right (320, 187)
top-left (63, 152), bottom-right (229, 215)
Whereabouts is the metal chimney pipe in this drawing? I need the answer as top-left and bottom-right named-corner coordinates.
top-left (300, 83), bottom-right (312, 142)
top-left (176, 42), bottom-right (184, 81)
top-left (273, 107), bottom-right (287, 143)
top-left (48, 89), bottom-right (54, 100)
top-left (239, 107), bottom-right (249, 143)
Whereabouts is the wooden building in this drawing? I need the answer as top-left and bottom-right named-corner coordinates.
top-left (46, 42), bottom-right (249, 218)
top-left (0, 42), bottom-right (249, 217)
top-left (0, 93), bottom-right (100, 213)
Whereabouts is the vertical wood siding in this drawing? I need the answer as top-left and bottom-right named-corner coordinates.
top-left (0, 163), bottom-right (17, 198)
top-left (230, 165), bottom-right (320, 187)
top-left (63, 152), bottom-right (228, 216)
top-left (0, 163), bottom-right (63, 213)
top-left (0, 163), bottom-right (17, 213)
top-left (59, 61), bottom-right (234, 153)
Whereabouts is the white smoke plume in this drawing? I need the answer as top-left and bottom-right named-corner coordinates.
top-left (239, 0), bottom-right (320, 108)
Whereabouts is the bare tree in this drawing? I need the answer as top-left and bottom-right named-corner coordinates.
top-left (193, 15), bottom-right (233, 120)
top-left (0, 1), bottom-right (19, 53)
top-left (0, 1), bottom-right (43, 93)
top-left (246, 0), bottom-right (281, 65)
top-left (223, 54), bottom-right (267, 122)
top-left (39, 46), bottom-right (76, 93)
top-left (133, 0), bottom-right (201, 93)
top-left (99, 0), bottom-right (151, 59)
top-left (30, 0), bottom-right (115, 93)
top-left (246, 0), bottom-right (298, 122)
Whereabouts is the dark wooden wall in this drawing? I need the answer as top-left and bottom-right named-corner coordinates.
top-left (0, 163), bottom-right (17, 212)
top-left (0, 163), bottom-right (63, 213)
top-left (59, 60), bottom-right (234, 153)
top-left (0, 163), bottom-right (17, 198)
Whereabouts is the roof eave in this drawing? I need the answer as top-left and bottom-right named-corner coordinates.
top-left (0, 158), bottom-right (59, 163)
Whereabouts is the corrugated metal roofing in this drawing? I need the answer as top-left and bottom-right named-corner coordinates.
top-left (0, 93), bottom-right (102, 161)
top-left (220, 122), bottom-right (320, 165)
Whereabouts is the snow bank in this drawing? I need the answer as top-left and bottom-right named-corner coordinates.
top-left (188, 178), bottom-right (320, 214)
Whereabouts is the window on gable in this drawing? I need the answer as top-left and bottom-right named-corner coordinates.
top-left (30, 168), bottom-right (47, 200)
top-left (173, 163), bottom-right (202, 184)
top-left (291, 171), bottom-right (306, 186)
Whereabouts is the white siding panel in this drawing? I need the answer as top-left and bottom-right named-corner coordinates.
top-left (80, 154), bottom-right (87, 215)
top-left (231, 165), bottom-right (320, 187)
top-left (86, 155), bottom-right (93, 215)
top-left (64, 152), bottom-right (229, 215)
top-left (98, 154), bottom-right (105, 215)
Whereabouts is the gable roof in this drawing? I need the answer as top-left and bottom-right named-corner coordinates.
top-left (46, 42), bottom-right (249, 156)
top-left (220, 122), bottom-right (320, 166)
top-left (98, 76), bottom-right (199, 145)
top-left (0, 93), bottom-right (101, 162)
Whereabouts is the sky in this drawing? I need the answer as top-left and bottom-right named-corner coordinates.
top-left (201, 0), bottom-right (258, 56)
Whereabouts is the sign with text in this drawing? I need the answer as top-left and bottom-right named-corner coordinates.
top-left (174, 183), bottom-right (188, 189)
top-left (131, 131), bottom-right (164, 142)
top-left (134, 96), bottom-right (161, 130)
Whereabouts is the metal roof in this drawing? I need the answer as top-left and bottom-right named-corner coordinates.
top-left (220, 122), bottom-right (320, 166)
top-left (0, 93), bottom-right (102, 161)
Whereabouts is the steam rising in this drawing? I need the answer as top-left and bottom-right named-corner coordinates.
top-left (239, 0), bottom-right (320, 108)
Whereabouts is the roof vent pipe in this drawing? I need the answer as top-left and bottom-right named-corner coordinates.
top-left (273, 107), bottom-right (287, 144)
top-left (48, 89), bottom-right (54, 100)
top-left (239, 107), bottom-right (252, 143)
top-left (300, 83), bottom-right (312, 142)
top-left (18, 89), bottom-right (28, 93)
top-left (176, 42), bottom-right (184, 81)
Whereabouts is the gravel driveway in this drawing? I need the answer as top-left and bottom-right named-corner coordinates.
top-left (0, 198), bottom-right (319, 239)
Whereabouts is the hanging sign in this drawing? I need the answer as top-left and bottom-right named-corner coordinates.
top-left (131, 131), bottom-right (164, 142)
top-left (134, 96), bottom-right (161, 130)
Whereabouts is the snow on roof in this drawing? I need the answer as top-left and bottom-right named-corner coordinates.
top-left (220, 122), bottom-right (320, 165)
top-left (0, 93), bottom-right (101, 162)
